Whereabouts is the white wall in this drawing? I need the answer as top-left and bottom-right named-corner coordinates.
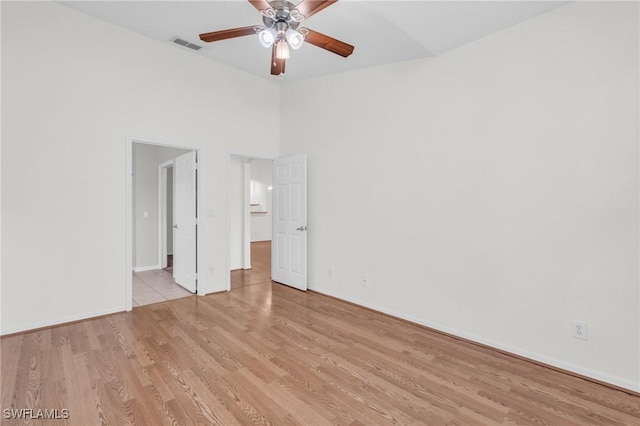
top-left (1, 1), bottom-right (279, 334)
top-left (250, 158), bottom-right (273, 242)
top-left (229, 155), bottom-right (245, 270)
top-left (280, 2), bottom-right (639, 391)
top-left (133, 143), bottom-right (189, 269)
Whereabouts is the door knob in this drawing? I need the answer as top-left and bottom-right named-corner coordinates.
top-left (296, 226), bottom-right (307, 231)
top-left (173, 224), bottom-right (178, 229)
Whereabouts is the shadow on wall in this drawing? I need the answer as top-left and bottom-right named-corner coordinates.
top-left (132, 143), bottom-right (191, 271)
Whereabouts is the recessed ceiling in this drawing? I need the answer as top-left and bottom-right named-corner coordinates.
top-left (60, 1), bottom-right (567, 81)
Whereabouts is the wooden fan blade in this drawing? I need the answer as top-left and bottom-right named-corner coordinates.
top-left (271, 44), bottom-right (286, 75)
top-left (248, 0), bottom-right (273, 13)
top-left (303, 28), bottom-right (354, 57)
top-left (294, 0), bottom-right (338, 20)
top-left (199, 26), bottom-right (256, 43)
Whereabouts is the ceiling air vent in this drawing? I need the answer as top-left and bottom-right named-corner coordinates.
top-left (171, 37), bottom-right (202, 51)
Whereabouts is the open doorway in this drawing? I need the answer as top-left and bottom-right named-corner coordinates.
top-left (229, 155), bottom-right (274, 290)
top-left (131, 142), bottom-right (198, 307)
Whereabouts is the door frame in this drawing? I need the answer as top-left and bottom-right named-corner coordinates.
top-left (158, 159), bottom-right (174, 269)
top-left (226, 152), bottom-right (276, 291)
top-left (126, 136), bottom-right (205, 311)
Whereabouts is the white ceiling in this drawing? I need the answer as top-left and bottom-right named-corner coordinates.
top-left (60, 1), bottom-right (567, 81)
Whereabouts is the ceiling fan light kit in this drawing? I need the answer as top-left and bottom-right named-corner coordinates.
top-left (199, 0), bottom-right (354, 76)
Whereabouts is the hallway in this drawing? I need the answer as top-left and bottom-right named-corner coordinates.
top-left (231, 241), bottom-right (271, 289)
top-left (133, 269), bottom-right (192, 306)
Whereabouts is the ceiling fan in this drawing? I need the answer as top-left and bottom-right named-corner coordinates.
top-left (199, 0), bottom-right (355, 76)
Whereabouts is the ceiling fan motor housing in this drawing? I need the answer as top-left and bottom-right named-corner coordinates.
top-left (262, 1), bottom-right (301, 31)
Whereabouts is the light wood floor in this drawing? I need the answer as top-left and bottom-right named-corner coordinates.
top-left (1, 281), bottom-right (639, 425)
top-left (231, 241), bottom-right (271, 290)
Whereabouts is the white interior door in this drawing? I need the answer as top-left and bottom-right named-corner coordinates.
top-left (272, 154), bottom-right (307, 291)
top-left (173, 151), bottom-right (197, 293)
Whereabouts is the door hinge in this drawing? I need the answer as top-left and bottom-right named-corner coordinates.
top-left (194, 162), bottom-right (198, 170)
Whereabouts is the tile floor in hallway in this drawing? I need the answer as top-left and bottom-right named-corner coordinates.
top-left (132, 269), bottom-right (194, 307)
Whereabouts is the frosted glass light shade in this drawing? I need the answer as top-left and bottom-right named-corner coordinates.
top-left (258, 28), bottom-right (276, 48)
top-left (276, 40), bottom-right (290, 59)
top-left (285, 29), bottom-right (304, 50)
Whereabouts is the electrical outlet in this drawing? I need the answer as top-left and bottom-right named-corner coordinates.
top-left (327, 268), bottom-right (333, 278)
top-left (572, 321), bottom-right (588, 340)
top-left (361, 275), bottom-right (368, 287)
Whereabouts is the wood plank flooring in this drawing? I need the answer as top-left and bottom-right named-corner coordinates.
top-left (231, 241), bottom-right (272, 290)
top-left (1, 281), bottom-right (639, 425)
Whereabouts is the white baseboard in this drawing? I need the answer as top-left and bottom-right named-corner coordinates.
top-left (204, 285), bottom-right (227, 296)
top-left (309, 285), bottom-right (640, 393)
top-left (1, 306), bottom-right (126, 336)
top-left (133, 264), bottom-right (161, 272)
